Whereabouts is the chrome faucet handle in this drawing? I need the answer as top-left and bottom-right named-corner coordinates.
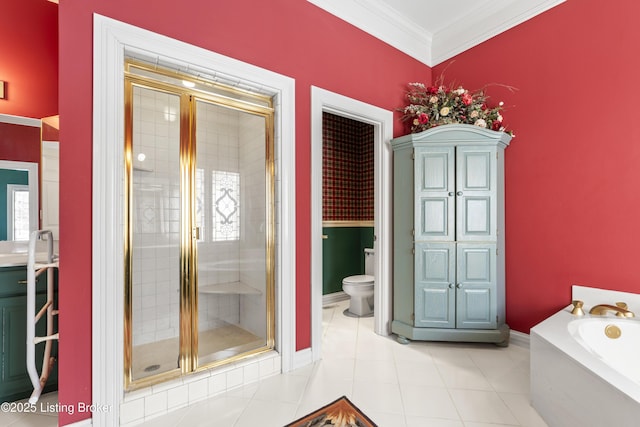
top-left (571, 300), bottom-right (585, 316)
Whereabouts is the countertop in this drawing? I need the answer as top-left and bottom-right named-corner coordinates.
top-left (0, 252), bottom-right (55, 268)
top-left (0, 240), bottom-right (58, 268)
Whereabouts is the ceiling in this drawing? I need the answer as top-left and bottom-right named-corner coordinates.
top-left (307, 0), bottom-right (566, 66)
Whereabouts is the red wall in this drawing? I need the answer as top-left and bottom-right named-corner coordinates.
top-left (0, 122), bottom-right (41, 163)
top-left (58, 0), bottom-right (429, 424)
top-left (1, 0), bottom-right (58, 118)
top-left (434, 0), bottom-right (640, 333)
top-left (25, 0), bottom-right (640, 424)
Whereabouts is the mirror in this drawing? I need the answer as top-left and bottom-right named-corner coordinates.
top-left (41, 116), bottom-right (60, 241)
top-left (0, 114), bottom-right (59, 243)
top-left (0, 160), bottom-right (39, 241)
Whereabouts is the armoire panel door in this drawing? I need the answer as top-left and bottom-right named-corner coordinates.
top-left (415, 147), bottom-right (455, 241)
top-left (456, 243), bottom-right (497, 329)
top-left (415, 242), bottom-right (456, 328)
top-left (456, 147), bottom-right (497, 242)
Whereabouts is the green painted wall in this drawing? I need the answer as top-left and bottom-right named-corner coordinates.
top-left (0, 169), bottom-right (29, 241)
top-left (322, 226), bottom-right (374, 295)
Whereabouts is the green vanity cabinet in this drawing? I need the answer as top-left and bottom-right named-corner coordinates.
top-left (0, 266), bottom-right (58, 402)
top-left (391, 124), bottom-right (511, 345)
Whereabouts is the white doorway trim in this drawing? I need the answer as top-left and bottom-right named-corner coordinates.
top-left (310, 87), bottom-right (393, 360)
top-left (0, 160), bottom-right (38, 240)
top-left (93, 15), bottom-right (296, 426)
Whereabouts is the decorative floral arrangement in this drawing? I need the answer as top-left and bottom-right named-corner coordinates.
top-left (400, 77), bottom-right (514, 135)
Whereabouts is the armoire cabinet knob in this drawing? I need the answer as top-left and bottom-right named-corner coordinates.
top-left (456, 191), bottom-right (463, 196)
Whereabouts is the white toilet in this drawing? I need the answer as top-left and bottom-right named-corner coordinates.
top-left (342, 248), bottom-right (375, 317)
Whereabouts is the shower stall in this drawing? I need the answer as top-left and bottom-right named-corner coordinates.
top-left (123, 61), bottom-right (275, 388)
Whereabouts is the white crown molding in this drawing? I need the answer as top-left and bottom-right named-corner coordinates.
top-left (0, 113), bottom-right (41, 127)
top-left (307, 0), bottom-right (432, 66)
top-left (307, 0), bottom-right (566, 67)
top-left (432, 0), bottom-right (567, 66)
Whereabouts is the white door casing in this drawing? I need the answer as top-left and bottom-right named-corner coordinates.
top-left (310, 86), bottom-right (393, 361)
top-left (93, 15), bottom-right (296, 426)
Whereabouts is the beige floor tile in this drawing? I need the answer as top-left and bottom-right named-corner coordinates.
top-left (252, 373), bottom-right (309, 403)
top-left (449, 388), bottom-right (519, 425)
top-left (367, 410), bottom-right (407, 427)
top-left (405, 416), bottom-right (465, 427)
top-left (234, 398), bottom-right (297, 427)
top-left (400, 383), bottom-right (460, 420)
top-left (396, 359), bottom-right (446, 387)
top-left (432, 350), bottom-right (494, 390)
top-left (499, 392), bottom-right (549, 427)
top-left (352, 380), bottom-right (404, 415)
top-left (8, 300), bottom-right (547, 427)
top-left (354, 359), bottom-right (399, 383)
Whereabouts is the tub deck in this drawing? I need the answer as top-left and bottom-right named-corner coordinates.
top-left (531, 303), bottom-right (640, 427)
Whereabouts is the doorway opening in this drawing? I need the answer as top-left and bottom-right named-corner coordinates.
top-left (321, 112), bottom-right (375, 312)
top-left (310, 87), bottom-right (394, 360)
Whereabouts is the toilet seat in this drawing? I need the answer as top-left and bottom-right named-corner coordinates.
top-left (342, 274), bottom-right (374, 285)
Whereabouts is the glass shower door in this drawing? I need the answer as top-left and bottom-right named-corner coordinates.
top-left (125, 60), bottom-right (275, 388)
top-left (194, 99), bottom-right (274, 367)
top-left (126, 83), bottom-right (182, 383)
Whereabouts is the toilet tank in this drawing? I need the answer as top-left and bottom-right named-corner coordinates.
top-left (364, 248), bottom-right (375, 276)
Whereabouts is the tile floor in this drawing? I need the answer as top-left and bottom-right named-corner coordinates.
top-left (2, 300), bottom-right (548, 426)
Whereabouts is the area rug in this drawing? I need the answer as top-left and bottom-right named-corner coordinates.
top-left (285, 396), bottom-right (377, 427)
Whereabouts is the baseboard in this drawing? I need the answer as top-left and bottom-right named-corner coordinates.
top-left (322, 291), bottom-right (349, 306)
top-left (509, 330), bottom-right (530, 348)
top-left (292, 348), bottom-right (314, 371)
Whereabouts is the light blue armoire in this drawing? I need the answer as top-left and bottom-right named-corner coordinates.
top-left (391, 124), bottom-right (511, 345)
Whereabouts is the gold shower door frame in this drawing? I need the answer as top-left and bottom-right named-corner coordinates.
top-left (123, 63), bottom-right (276, 391)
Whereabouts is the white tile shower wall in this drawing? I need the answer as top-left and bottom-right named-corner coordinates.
top-left (132, 87), bottom-right (182, 346)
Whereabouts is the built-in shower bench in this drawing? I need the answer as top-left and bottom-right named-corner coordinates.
top-left (198, 282), bottom-right (261, 295)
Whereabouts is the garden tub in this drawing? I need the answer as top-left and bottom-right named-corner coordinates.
top-left (530, 285), bottom-right (640, 427)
